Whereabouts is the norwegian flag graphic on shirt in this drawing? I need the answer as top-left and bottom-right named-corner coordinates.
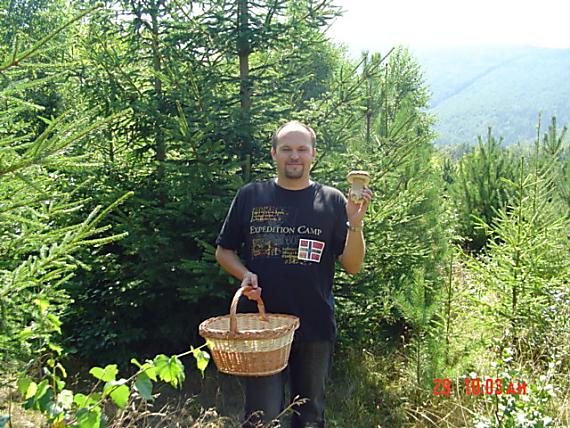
top-left (297, 239), bottom-right (325, 263)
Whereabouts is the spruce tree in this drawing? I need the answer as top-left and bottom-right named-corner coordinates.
top-left (0, 7), bottom-right (129, 371)
top-left (468, 157), bottom-right (570, 356)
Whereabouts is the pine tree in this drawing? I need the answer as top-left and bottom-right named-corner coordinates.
top-left (329, 48), bottom-right (449, 350)
top-left (534, 116), bottom-right (569, 212)
top-left (395, 270), bottom-right (443, 398)
top-left (450, 127), bottom-right (516, 252)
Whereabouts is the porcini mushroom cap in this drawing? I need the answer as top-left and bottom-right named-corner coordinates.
top-left (347, 170), bottom-right (370, 186)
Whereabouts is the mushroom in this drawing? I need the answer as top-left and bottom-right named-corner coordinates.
top-left (346, 170), bottom-right (370, 203)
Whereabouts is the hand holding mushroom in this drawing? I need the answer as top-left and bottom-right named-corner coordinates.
top-left (347, 171), bottom-right (371, 204)
top-left (345, 170), bottom-right (372, 226)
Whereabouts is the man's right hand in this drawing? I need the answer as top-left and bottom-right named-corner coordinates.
top-left (241, 271), bottom-right (262, 301)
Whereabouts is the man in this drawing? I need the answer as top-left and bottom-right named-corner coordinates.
top-left (215, 121), bottom-right (371, 427)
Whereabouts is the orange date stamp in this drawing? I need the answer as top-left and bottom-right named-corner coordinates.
top-left (433, 377), bottom-right (527, 396)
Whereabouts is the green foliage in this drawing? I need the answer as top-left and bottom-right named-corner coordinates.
top-left (0, 5), bottom-right (129, 371)
top-left (56, 0), bottom-right (353, 362)
top-left (14, 345), bottom-right (209, 427)
top-left (1, 1), bottom-right (568, 425)
top-left (395, 271), bottom-right (444, 394)
top-left (472, 347), bottom-right (561, 428)
top-left (449, 128), bottom-right (516, 251)
top-left (191, 346), bottom-right (212, 378)
top-left (467, 158), bottom-right (570, 356)
top-left (60, 168), bottom-right (237, 362)
top-left (326, 49), bottom-right (449, 352)
top-left (533, 116), bottom-right (570, 210)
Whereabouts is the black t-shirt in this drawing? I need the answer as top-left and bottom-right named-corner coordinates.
top-left (215, 179), bottom-right (348, 341)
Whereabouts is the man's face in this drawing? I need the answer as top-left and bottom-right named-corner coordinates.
top-left (271, 127), bottom-right (316, 180)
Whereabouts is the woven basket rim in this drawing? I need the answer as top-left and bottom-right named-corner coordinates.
top-left (217, 366), bottom-right (287, 376)
top-left (199, 313), bottom-right (299, 340)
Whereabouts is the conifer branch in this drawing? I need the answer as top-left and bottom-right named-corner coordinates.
top-left (0, 4), bottom-right (103, 72)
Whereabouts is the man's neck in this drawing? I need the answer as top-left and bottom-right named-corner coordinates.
top-left (274, 176), bottom-right (313, 190)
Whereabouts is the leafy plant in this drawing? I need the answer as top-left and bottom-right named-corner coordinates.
top-left (14, 344), bottom-right (210, 428)
top-left (472, 347), bottom-right (560, 428)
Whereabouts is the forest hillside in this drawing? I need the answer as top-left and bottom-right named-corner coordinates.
top-left (415, 46), bottom-right (570, 146)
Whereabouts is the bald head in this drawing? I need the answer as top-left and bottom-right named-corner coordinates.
top-left (271, 121), bottom-right (316, 149)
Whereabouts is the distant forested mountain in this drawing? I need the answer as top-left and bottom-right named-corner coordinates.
top-left (413, 46), bottom-right (570, 146)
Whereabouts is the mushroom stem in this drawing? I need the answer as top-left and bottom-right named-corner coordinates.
top-left (350, 179), bottom-right (365, 202)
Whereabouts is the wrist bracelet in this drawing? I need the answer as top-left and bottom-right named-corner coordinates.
top-left (346, 221), bottom-right (363, 232)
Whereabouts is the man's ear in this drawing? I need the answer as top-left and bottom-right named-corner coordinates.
top-left (270, 146), bottom-right (276, 160)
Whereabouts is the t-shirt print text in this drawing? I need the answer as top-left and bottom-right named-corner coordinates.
top-left (250, 206), bottom-right (286, 222)
top-left (298, 239), bottom-right (325, 263)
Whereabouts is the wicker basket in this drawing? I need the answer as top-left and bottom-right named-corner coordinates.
top-left (199, 286), bottom-right (300, 377)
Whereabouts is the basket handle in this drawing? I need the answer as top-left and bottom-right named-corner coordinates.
top-left (229, 286), bottom-right (268, 334)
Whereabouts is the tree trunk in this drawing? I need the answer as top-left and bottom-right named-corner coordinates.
top-left (363, 54), bottom-right (372, 145)
top-left (151, 0), bottom-right (166, 162)
top-left (238, 0), bottom-right (251, 182)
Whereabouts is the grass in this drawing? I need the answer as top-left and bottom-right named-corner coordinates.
top-left (327, 345), bottom-right (407, 427)
top-left (3, 264), bottom-right (568, 428)
top-left (0, 384), bottom-right (45, 428)
top-left (2, 340), bottom-right (569, 427)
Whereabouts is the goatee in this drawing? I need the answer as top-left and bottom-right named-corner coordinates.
top-left (285, 167), bottom-right (304, 179)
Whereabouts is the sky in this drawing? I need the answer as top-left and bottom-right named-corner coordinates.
top-left (327, 0), bottom-right (570, 53)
